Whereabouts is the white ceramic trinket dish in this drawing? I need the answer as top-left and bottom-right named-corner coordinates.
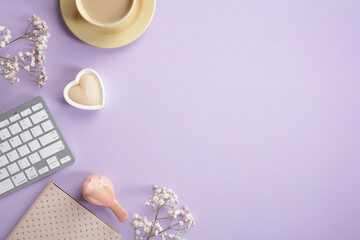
top-left (63, 68), bottom-right (105, 110)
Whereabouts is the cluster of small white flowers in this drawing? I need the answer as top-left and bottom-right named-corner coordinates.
top-left (130, 185), bottom-right (195, 240)
top-left (132, 214), bottom-right (164, 240)
top-left (145, 185), bottom-right (179, 209)
top-left (168, 206), bottom-right (195, 227)
top-left (160, 233), bottom-right (184, 240)
top-left (0, 26), bottom-right (11, 48)
top-left (0, 15), bottom-right (50, 86)
top-left (26, 15), bottom-right (51, 50)
top-left (0, 54), bottom-right (19, 84)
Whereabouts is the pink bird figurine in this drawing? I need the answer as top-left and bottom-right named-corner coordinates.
top-left (81, 174), bottom-right (129, 223)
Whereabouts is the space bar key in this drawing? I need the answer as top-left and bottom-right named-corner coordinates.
top-left (39, 140), bottom-right (65, 159)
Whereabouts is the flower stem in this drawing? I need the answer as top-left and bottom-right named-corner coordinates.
top-left (24, 23), bottom-right (31, 34)
top-left (7, 35), bottom-right (25, 45)
top-left (146, 207), bottom-right (161, 240)
top-left (157, 223), bottom-right (180, 235)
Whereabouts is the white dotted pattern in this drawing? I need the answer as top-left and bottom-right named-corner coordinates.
top-left (7, 182), bottom-right (122, 240)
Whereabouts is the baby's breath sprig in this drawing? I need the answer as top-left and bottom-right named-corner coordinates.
top-left (0, 15), bottom-right (50, 86)
top-left (131, 185), bottom-right (196, 240)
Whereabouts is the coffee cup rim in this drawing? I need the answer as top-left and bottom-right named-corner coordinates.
top-left (75, 0), bottom-right (136, 29)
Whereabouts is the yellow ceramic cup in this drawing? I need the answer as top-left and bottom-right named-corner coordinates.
top-left (75, 0), bottom-right (136, 29)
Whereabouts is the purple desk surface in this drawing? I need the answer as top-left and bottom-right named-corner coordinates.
top-left (1, 0), bottom-right (360, 239)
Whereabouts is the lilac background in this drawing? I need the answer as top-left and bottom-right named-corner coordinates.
top-left (1, 0), bottom-right (360, 239)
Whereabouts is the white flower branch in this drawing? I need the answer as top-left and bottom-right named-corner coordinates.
top-left (0, 15), bottom-right (50, 86)
top-left (131, 185), bottom-right (196, 240)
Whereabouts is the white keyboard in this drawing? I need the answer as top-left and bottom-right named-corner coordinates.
top-left (0, 96), bottom-right (75, 199)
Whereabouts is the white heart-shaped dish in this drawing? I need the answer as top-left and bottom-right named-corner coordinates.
top-left (63, 68), bottom-right (105, 110)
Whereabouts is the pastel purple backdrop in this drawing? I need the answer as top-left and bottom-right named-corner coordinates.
top-left (1, 0), bottom-right (360, 239)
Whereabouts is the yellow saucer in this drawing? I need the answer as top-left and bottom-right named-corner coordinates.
top-left (60, 0), bottom-right (156, 48)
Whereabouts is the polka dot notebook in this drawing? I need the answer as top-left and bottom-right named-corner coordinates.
top-left (6, 181), bottom-right (122, 240)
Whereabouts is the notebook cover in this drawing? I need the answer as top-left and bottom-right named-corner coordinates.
top-left (6, 181), bottom-right (122, 240)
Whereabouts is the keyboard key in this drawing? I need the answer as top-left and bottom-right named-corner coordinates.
top-left (31, 103), bottom-right (43, 112)
top-left (17, 145), bottom-right (30, 157)
top-left (7, 162), bottom-right (20, 175)
top-left (46, 156), bottom-right (58, 165)
top-left (60, 156), bottom-right (71, 164)
top-left (28, 152), bottom-right (41, 164)
top-left (18, 158), bottom-right (30, 169)
top-left (7, 150), bottom-right (20, 162)
top-left (20, 108), bottom-right (32, 117)
top-left (9, 136), bottom-right (22, 148)
top-left (0, 128), bottom-right (11, 140)
top-left (41, 120), bottom-right (54, 132)
top-left (9, 114), bottom-right (20, 123)
top-left (49, 161), bottom-right (60, 170)
top-left (0, 168), bottom-right (9, 180)
top-left (25, 167), bottom-right (38, 180)
top-left (39, 140), bottom-right (64, 159)
top-left (38, 166), bottom-right (49, 175)
top-left (30, 125), bottom-right (43, 137)
top-left (0, 178), bottom-right (14, 195)
top-left (0, 119), bottom-right (9, 128)
top-left (0, 156), bottom-right (9, 167)
top-left (39, 130), bottom-right (59, 146)
top-left (9, 123), bottom-right (21, 135)
top-left (0, 141), bottom-right (11, 153)
top-left (19, 118), bottom-right (32, 130)
top-left (12, 172), bottom-right (27, 186)
top-left (30, 109), bottom-right (48, 125)
top-left (28, 139), bottom-right (41, 152)
top-left (20, 130), bottom-right (32, 142)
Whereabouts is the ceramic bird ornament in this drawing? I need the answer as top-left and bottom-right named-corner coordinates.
top-left (81, 174), bottom-right (129, 223)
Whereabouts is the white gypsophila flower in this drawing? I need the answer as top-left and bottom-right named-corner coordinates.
top-left (0, 15), bottom-right (50, 86)
top-left (130, 186), bottom-right (195, 240)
